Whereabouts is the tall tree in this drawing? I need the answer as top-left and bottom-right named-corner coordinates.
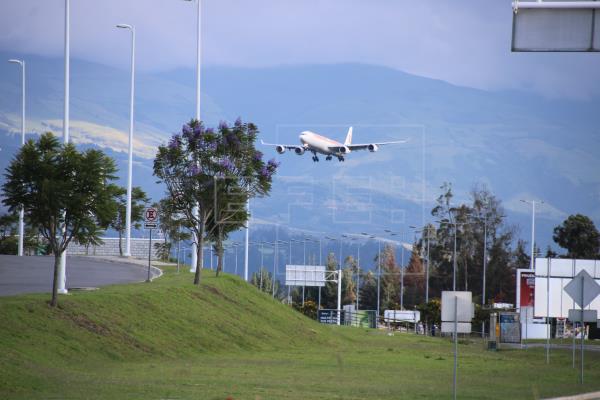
top-left (0, 213), bottom-right (18, 254)
top-left (2, 133), bottom-right (118, 306)
top-left (403, 245), bottom-right (424, 308)
top-left (553, 214), bottom-right (600, 259)
top-left (359, 271), bottom-right (378, 310)
top-left (154, 119), bottom-right (277, 285)
top-left (380, 244), bottom-right (401, 310)
top-left (342, 255), bottom-right (357, 306)
top-left (153, 197), bottom-right (190, 262)
top-left (321, 252), bottom-right (339, 309)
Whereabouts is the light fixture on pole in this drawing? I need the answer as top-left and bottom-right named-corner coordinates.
top-left (8, 59), bottom-right (25, 257)
top-left (116, 23), bottom-right (136, 258)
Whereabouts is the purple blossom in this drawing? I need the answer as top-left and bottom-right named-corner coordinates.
top-left (206, 142), bottom-right (218, 151)
top-left (260, 166), bottom-right (271, 179)
top-left (205, 128), bottom-right (215, 135)
top-left (234, 117), bottom-right (243, 127)
top-left (218, 121), bottom-right (229, 130)
top-left (219, 158), bottom-right (235, 172)
top-left (193, 124), bottom-right (203, 137)
top-left (182, 124), bottom-right (192, 136)
top-left (189, 164), bottom-right (200, 176)
top-left (168, 135), bottom-right (181, 149)
top-left (253, 150), bottom-right (263, 162)
top-left (267, 158), bottom-right (280, 170)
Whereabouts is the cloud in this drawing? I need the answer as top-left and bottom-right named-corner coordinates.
top-left (504, 194), bottom-right (568, 221)
top-left (2, 0), bottom-right (600, 98)
top-left (1, 113), bottom-right (161, 159)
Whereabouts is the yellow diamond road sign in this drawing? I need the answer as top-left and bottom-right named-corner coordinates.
top-left (564, 270), bottom-right (600, 309)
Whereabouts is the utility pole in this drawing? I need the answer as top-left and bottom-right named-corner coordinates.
top-left (116, 23), bottom-right (136, 258)
top-left (57, 0), bottom-right (70, 295)
top-left (7, 59), bottom-right (25, 257)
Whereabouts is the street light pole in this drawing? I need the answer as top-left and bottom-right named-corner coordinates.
top-left (186, 0), bottom-right (202, 274)
top-left (521, 199), bottom-right (543, 271)
top-left (244, 198), bottom-right (249, 281)
top-left (8, 59), bottom-right (25, 257)
top-left (116, 24), bottom-right (135, 258)
top-left (58, 0), bottom-right (70, 295)
top-left (401, 236), bottom-right (405, 309)
top-left (453, 223), bottom-right (458, 292)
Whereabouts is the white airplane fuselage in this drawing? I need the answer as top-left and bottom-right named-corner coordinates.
top-left (299, 131), bottom-right (348, 156)
top-left (262, 126), bottom-right (406, 162)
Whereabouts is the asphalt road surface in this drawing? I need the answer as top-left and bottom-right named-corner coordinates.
top-left (0, 255), bottom-right (151, 296)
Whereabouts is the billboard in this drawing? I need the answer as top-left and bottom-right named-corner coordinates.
top-left (285, 265), bottom-right (326, 287)
top-left (520, 270), bottom-right (535, 307)
top-left (534, 258), bottom-right (600, 318)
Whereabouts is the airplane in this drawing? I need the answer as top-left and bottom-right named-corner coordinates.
top-left (261, 127), bottom-right (408, 162)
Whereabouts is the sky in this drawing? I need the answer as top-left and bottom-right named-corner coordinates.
top-left (2, 0), bottom-right (600, 100)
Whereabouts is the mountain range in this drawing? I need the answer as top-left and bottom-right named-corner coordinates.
top-left (1, 51), bottom-right (599, 259)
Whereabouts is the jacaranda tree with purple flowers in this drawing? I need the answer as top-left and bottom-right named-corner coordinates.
top-left (154, 118), bottom-right (279, 284)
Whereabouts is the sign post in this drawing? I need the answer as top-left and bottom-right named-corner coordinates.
top-left (441, 291), bottom-right (474, 400)
top-left (144, 207), bottom-right (159, 282)
top-left (564, 269), bottom-right (600, 384)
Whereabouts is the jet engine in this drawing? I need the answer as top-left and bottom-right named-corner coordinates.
top-left (368, 144), bottom-right (379, 152)
top-left (339, 146), bottom-right (350, 154)
top-left (294, 147), bottom-right (306, 155)
top-left (276, 145), bottom-right (286, 154)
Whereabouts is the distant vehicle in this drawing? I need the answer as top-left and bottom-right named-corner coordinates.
top-left (261, 127), bottom-right (408, 162)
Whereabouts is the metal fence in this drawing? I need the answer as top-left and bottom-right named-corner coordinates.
top-left (317, 309), bottom-right (377, 328)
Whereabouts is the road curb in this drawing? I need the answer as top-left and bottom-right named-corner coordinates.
top-left (543, 391), bottom-right (600, 400)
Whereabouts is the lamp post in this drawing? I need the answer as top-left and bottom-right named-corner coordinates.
top-left (410, 225), bottom-right (433, 303)
top-left (385, 230), bottom-right (406, 309)
top-left (116, 23), bottom-right (135, 257)
top-left (520, 200), bottom-right (543, 271)
top-left (353, 238), bottom-right (361, 311)
top-left (326, 236), bottom-right (343, 325)
top-left (184, 0), bottom-right (202, 274)
top-left (521, 199), bottom-right (547, 362)
top-left (8, 59), bottom-right (25, 257)
top-left (57, 0), bottom-right (70, 295)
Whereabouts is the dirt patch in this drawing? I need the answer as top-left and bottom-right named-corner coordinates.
top-left (65, 313), bottom-right (111, 336)
top-left (204, 286), bottom-right (240, 306)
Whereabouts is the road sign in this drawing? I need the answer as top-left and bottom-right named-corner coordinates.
top-left (441, 291), bottom-right (474, 326)
top-left (564, 270), bottom-right (600, 309)
top-left (144, 207), bottom-right (159, 223)
top-left (144, 222), bottom-right (158, 230)
top-left (568, 309), bottom-right (598, 323)
top-left (511, 1), bottom-right (600, 52)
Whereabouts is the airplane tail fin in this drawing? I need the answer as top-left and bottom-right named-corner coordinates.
top-left (344, 127), bottom-right (353, 146)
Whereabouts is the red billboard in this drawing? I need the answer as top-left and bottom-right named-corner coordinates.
top-left (520, 271), bottom-right (535, 307)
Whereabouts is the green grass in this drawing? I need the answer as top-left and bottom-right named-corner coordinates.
top-left (1, 267), bottom-right (600, 399)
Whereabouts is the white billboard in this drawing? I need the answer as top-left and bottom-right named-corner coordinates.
top-left (534, 258), bottom-right (600, 318)
top-left (285, 265), bottom-right (326, 287)
top-left (384, 310), bottom-right (420, 323)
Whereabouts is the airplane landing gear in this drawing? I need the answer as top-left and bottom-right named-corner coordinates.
top-left (337, 156), bottom-right (345, 162)
top-left (325, 155), bottom-right (332, 161)
top-left (312, 155), bottom-right (320, 162)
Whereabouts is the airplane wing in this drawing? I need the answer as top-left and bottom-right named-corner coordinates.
top-left (346, 139), bottom-right (409, 151)
top-left (260, 140), bottom-right (305, 154)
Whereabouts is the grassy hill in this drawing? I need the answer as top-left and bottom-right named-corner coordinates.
top-left (1, 267), bottom-right (600, 399)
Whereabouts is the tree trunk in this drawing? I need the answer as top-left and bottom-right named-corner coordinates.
top-left (193, 217), bottom-right (205, 285)
top-left (50, 251), bottom-right (61, 307)
top-left (216, 227), bottom-right (224, 277)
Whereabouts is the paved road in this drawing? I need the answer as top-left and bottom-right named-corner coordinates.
top-left (0, 255), bottom-right (153, 296)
